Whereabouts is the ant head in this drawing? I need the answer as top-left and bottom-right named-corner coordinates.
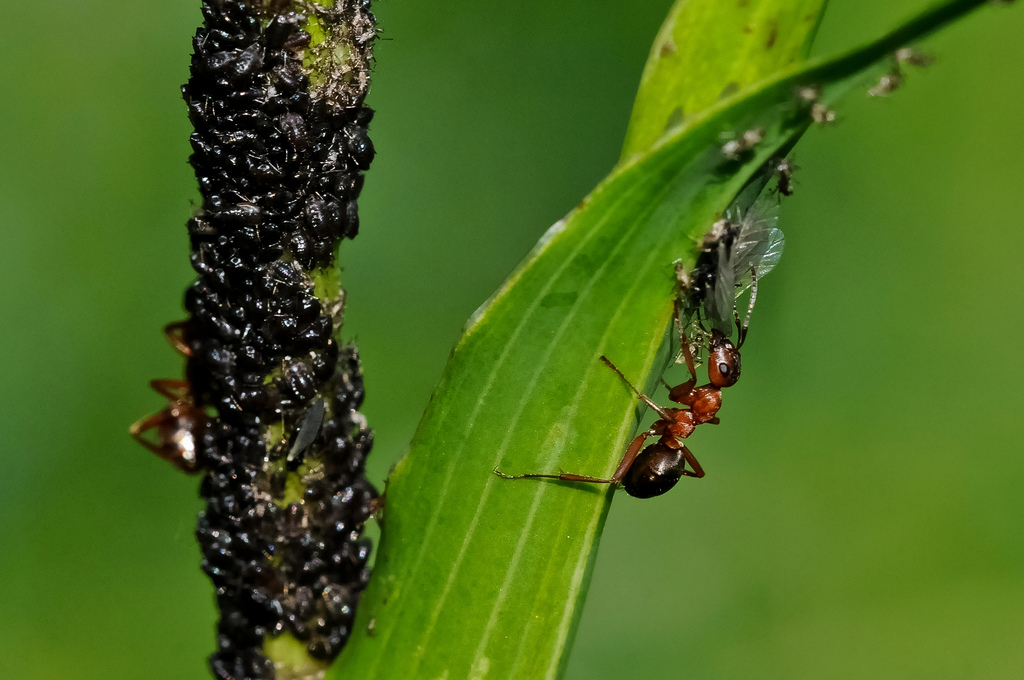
top-left (707, 329), bottom-right (741, 388)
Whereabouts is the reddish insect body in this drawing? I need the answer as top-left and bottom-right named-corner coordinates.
top-left (129, 322), bottom-right (205, 474)
top-left (130, 379), bottom-right (205, 473)
top-left (498, 179), bottom-right (784, 498)
top-left (497, 319), bottom-right (743, 498)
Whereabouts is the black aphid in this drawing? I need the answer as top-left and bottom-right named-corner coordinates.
top-left (129, 1), bottom-right (382, 678)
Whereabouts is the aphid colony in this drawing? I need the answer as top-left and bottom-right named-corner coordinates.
top-left (130, 1), bottom-right (378, 678)
top-left (498, 162), bottom-right (788, 498)
top-left (869, 47), bottom-right (934, 97)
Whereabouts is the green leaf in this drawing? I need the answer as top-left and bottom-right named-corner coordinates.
top-left (621, 0), bottom-right (828, 159)
top-left (331, 1), bottom-right (1000, 678)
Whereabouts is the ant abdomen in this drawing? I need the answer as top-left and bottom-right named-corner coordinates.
top-left (622, 444), bottom-right (688, 498)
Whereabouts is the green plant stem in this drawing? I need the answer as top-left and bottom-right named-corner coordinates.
top-left (330, 0), bottom-right (1006, 678)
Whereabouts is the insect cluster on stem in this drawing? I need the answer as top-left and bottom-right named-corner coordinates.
top-left (130, 1), bottom-right (379, 677)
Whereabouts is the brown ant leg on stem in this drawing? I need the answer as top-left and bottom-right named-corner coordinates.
top-left (163, 321), bottom-right (192, 357)
top-left (129, 411), bottom-right (176, 454)
top-left (494, 429), bottom-right (655, 487)
top-left (368, 494), bottom-right (386, 520)
top-left (129, 407), bottom-right (202, 473)
top-left (149, 378), bottom-right (191, 401)
top-left (129, 379), bottom-right (204, 474)
top-left (497, 440), bottom-right (706, 499)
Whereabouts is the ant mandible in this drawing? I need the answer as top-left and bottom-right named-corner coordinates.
top-left (496, 301), bottom-right (749, 499)
top-left (129, 322), bottom-right (205, 474)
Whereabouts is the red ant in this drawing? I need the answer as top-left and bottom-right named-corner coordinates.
top-left (129, 322), bottom-right (205, 474)
top-left (496, 303), bottom-right (747, 498)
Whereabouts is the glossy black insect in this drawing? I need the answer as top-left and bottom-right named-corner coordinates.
top-left (280, 360), bottom-right (317, 403)
top-left (774, 157), bottom-right (797, 197)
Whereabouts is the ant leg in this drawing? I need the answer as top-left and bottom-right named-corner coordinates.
top-left (667, 379), bottom-right (699, 406)
top-left (680, 446), bottom-right (706, 478)
top-left (130, 410), bottom-right (199, 473)
top-left (671, 299), bottom-right (686, 360)
top-left (494, 431), bottom-right (654, 487)
top-left (494, 470), bottom-right (619, 485)
top-left (609, 432), bottom-right (653, 482)
top-left (130, 410), bottom-right (163, 437)
top-left (673, 302), bottom-right (699, 384)
top-left (150, 378), bottom-right (190, 402)
top-left (164, 321), bottom-right (191, 356)
top-left (355, 494), bottom-right (386, 529)
top-left (599, 356), bottom-right (673, 420)
top-left (368, 494), bottom-right (386, 519)
top-left (129, 410), bottom-right (171, 456)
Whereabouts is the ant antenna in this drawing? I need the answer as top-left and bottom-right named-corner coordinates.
top-left (734, 267), bottom-right (759, 348)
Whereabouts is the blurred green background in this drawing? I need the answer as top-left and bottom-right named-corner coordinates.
top-left (1, 1), bottom-right (1021, 678)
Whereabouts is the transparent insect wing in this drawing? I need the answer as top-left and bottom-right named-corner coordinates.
top-left (737, 227), bottom-right (785, 295)
top-left (288, 396), bottom-right (326, 461)
top-left (731, 195), bottom-right (785, 291)
top-left (731, 202), bottom-right (779, 271)
top-left (710, 245), bottom-right (736, 332)
top-left (755, 227), bottom-right (785, 277)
